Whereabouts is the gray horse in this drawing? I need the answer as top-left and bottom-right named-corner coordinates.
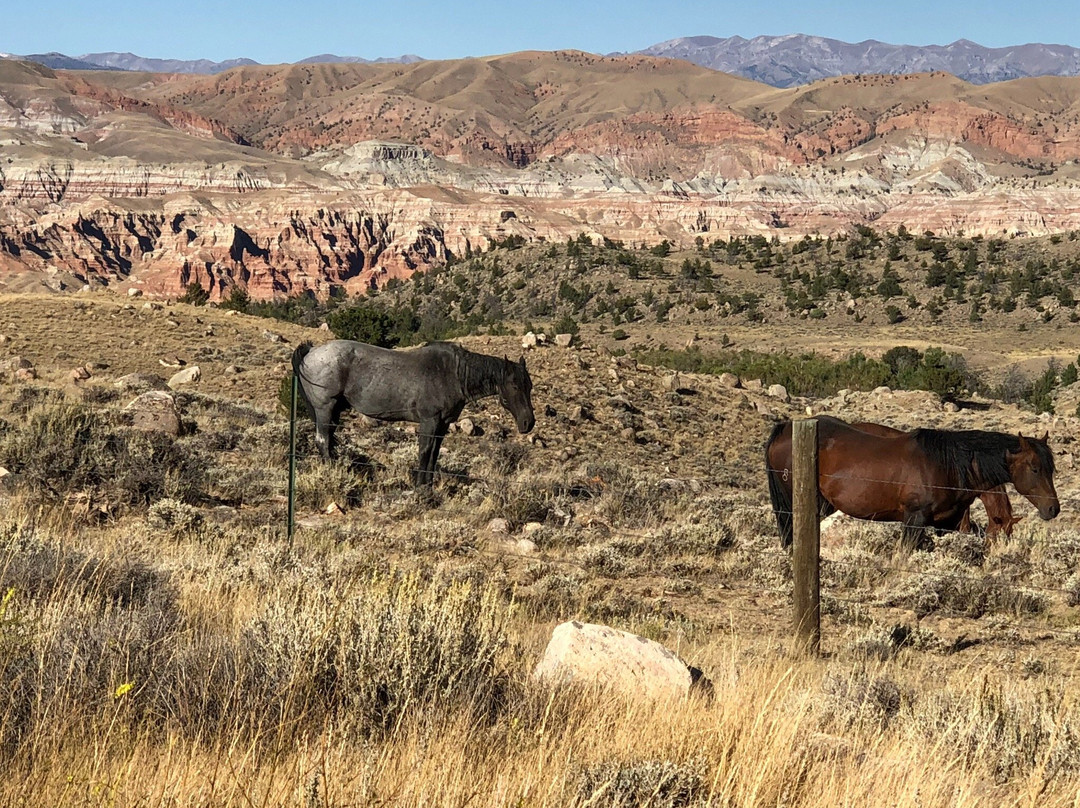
top-left (291, 340), bottom-right (535, 486)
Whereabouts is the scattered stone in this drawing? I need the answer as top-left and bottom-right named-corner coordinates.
top-left (14, 367), bottom-right (35, 381)
top-left (114, 372), bottom-right (168, 392)
top-left (533, 621), bottom-right (707, 700)
top-left (262, 329), bottom-right (285, 344)
top-left (754, 400), bottom-right (772, 415)
top-left (124, 391), bottom-right (182, 435)
top-left (486, 518), bottom-right (511, 536)
top-left (85, 361), bottom-right (109, 372)
top-left (522, 522), bottom-right (543, 535)
top-left (458, 417), bottom-right (478, 436)
top-left (0, 335), bottom-right (9, 345)
top-left (743, 379), bottom-right (763, 392)
top-left (167, 366), bottom-right (201, 388)
top-left (319, 323), bottom-right (330, 331)
top-left (224, 365), bottom-right (244, 375)
top-left (0, 356), bottom-right (32, 375)
top-left (943, 401), bottom-right (960, 413)
top-left (873, 386), bottom-right (892, 395)
top-left (325, 502), bottom-right (343, 516)
top-left (719, 372), bottom-right (741, 389)
top-left (663, 372), bottom-right (681, 391)
top-left (158, 355), bottom-right (185, 368)
top-left (510, 538), bottom-right (538, 554)
top-left (142, 301), bottom-right (163, 311)
top-left (554, 333), bottom-right (574, 348)
top-left (767, 383), bottom-right (789, 401)
top-left (522, 331), bottom-right (539, 349)
top-left (127, 288), bottom-right (143, 298)
top-left (70, 366), bottom-right (91, 381)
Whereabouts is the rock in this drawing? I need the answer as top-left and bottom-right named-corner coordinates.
top-left (873, 386), bottom-right (892, 395)
top-left (743, 379), bottom-right (763, 392)
top-left (554, 333), bottom-right (574, 348)
top-left (0, 356), bottom-right (32, 375)
top-left (486, 518), bottom-right (511, 536)
top-left (536, 333), bottom-right (548, 345)
top-left (663, 372), bottom-right (681, 391)
top-left (767, 383), bottom-right (789, 401)
top-left (522, 331), bottom-right (538, 349)
top-left (319, 323), bottom-right (331, 331)
top-left (753, 400), bottom-right (772, 415)
top-left (719, 372), bottom-right (741, 389)
top-left (522, 522), bottom-right (543, 535)
top-left (262, 329), bottom-right (285, 343)
top-left (497, 537), bottom-right (538, 555)
top-left (85, 361), bottom-right (109, 372)
top-left (158, 354), bottom-right (185, 368)
top-left (114, 372), bottom-right (168, 392)
top-left (123, 391), bottom-right (182, 435)
top-left (943, 401), bottom-right (960, 413)
top-left (224, 365), bottom-right (244, 375)
top-left (127, 288), bottom-right (143, 298)
top-left (533, 621), bottom-right (706, 700)
top-left (167, 366), bottom-right (201, 388)
top-left (14, 368), bottom-right (36, 382)
top-left (0, 335), bottom-right (9, 345)
top-left (142, 301), bottom-right (163, 311)
top-left (70, 366), bottom-right (91, 381)
top-left (458, 417), bottom-right (477, 436)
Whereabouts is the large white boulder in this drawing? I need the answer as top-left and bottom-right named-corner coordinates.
top-left (533, 621), bottom-right (707, 699)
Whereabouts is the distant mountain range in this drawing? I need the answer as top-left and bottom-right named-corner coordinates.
top-left (635, 35), bottom-right (1080, 87)
top-left (3, 34), bottom-right (1080, 85)
top-left (2, 51), bottom-right (423, 75)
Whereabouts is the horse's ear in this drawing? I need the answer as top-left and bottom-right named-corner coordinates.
top-left (519, 355), bottom-right (526, 369)
top-left (1040, 431), bottom-right (1050, 442)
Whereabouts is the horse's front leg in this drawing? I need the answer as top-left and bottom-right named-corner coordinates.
top-left (415, 418), bottom-right (448, 488)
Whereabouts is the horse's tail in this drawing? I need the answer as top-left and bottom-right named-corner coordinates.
top-left (765, 420), bottom-right (794, 549)
top-left (290, 342), bottom-right (316, 420)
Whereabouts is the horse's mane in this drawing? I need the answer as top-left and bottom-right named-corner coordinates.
top-left (424, 341), bottom-right (515, 397)
top-left (912, 429), bottom-right (1054, 490)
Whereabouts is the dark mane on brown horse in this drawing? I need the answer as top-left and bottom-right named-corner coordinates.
top-left (911, 429), bottom-right (1055, 493)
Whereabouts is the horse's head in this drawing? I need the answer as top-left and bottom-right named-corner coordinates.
top-left (1007, 432), bottom-right (1060, 520)
top-left (498, 355), bottom-right (535, 434)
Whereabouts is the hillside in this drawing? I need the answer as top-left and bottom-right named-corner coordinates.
top-left (2, 290), bottom-right (1080, 803)
top-left (5, 53), bottom-right (1080, 297)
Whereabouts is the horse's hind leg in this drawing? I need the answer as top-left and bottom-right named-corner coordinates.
top-left (312, 401), bottom-right (337, 461)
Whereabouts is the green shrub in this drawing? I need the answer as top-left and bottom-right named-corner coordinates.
top-left (243, 570), bottom-right (511, 736)
top-left (0, 402), bottom-right (205, 507)
top-left (177, 282), bottom-right (210, 306)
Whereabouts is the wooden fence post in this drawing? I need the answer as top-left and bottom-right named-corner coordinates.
top-left (792, 418), bottom-right (821, 655)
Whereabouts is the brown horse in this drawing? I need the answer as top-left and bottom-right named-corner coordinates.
top-left (841, 419), bottom-right (1022, 541)
top-left (765, 416), bottom-right (1059, 551)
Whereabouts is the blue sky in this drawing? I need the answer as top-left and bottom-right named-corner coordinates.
top-left (5, 0), bottom-right (1080, 63)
